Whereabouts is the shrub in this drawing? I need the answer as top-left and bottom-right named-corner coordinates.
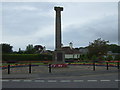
top-left (106, 55), bottom-right (113, 61)
top-left (2, 54), bottom-right (52, 62)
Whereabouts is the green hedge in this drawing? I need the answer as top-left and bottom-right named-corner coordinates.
top-left (2, 54), bottom-right (52, 61)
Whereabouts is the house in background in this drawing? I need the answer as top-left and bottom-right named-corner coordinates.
top-left (107, 51), bottom-right (120, 56)
top-left (62, 42), bottom-right (81, 59)
top-left (79, 48), bottom-right (89, 55)
top-left (107, 51), bottom-right (120, 60)
top-left (34, 45), bottom-right (52, 54)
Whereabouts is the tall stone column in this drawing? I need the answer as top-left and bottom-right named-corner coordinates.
top-left (53, 6), bottom-right (65, 63)
top-left (54, 7), bottom-right (63, 50)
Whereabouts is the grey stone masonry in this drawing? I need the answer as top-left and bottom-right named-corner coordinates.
top-left (54, 7), bottom-right (63, 50)
top-left (54, 6), bottom-right (65, 63)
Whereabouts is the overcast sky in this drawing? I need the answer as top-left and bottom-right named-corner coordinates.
top-left (1, 2), bottom-right (118, 51)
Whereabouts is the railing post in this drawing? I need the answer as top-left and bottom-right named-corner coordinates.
top-left (8, 64), bottom-right (10, 74)
top-left (93, 61), bottom-right (95, 71)
top-left (48, 64), bottom-right (52, 73)
top-left (117, 61), bottom-right (119, 69)
top-left (29, 64), bottom-right (31, 73)
top-left (106, 62), bottom-right (109, 70)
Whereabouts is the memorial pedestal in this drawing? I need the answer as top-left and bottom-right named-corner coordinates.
top-left (53, 50), bottom-right (65, 64)
top-left (52, 50), bottom-right (67, 68)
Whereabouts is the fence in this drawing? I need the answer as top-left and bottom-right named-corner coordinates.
top-left (2, 61), bottom-right (120, 74)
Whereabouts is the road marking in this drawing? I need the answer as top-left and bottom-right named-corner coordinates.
top-left (2, 79), bottom-right (119, 83)
top-left (2, 80), bottom-right (10, 82)
top-left (115, 80), bottom-right (120, 82)
top-left (73, 80), bottom-right (84, 82)
top-left (48, 80), bottom-right (57, 82)
top-left (60, 80), bottom-right (71, 82)
top-left (12, 80), bottom-right (21, 82)
top-left (100, 80), bottom-right (111, 82)
top-left (87, 80), bottom-right (97, 82)
top-left (34, 80), bottom-right (45, 82)
top-left (23, 80), bottom-right (32, 82)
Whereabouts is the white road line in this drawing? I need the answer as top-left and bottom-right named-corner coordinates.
top-left (87, 80), bottom-right (97, 82)
top-left (73, 80), bottom-right (84, 82)
top-left (60, 80), bottom-right (71, 82)
top-left (12, 80), bottom-right (21, 82)
top-left (34, 80), bottom-right (45, 82)
top-left (2, 79), bottom-right (119, 83)
top-left (2, 80), bottom-right (10, 82)
top-left (23, 80), bottom-right (32, 82)
top-left (115, 80), bottom-right (120, 82)
top-left (48, 80), bottom-right (57, 82)
top-left (100, 80), bottom-right (111, 82)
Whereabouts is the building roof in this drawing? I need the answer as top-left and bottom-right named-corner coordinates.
top-left (62, 46), bottom-right (80, 54)
top-left (107, 51), bottom-right (120, 55)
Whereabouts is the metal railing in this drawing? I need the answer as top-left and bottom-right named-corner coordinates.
top-left (1, 61), bottom-right (119, 74)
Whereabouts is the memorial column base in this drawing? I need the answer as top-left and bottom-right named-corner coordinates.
top-left (53, 50), bottom-right (65, 64)
top-left (52, 51), bottom-right (67, 68)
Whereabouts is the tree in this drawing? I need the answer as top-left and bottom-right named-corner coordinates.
top-left (101, 56), bottom-right (106, 61)
top-left (34, 45), bottom-right (44, 54)
top-left (17, 48), bottom-right (24, 54)
top-left (106, 55), bottom-right (113, 61)
top-left (92, 55), bottom-right (97, 62)
top-left (0, 43), bottom-right (13, 53)
top-left (25, 44), bottom-right (35, 54)
top-left (34, 45), bottom-right (43, 51)
top-left (107, 44), bottom-right (120, 53)
top-left (80, 55), bottom-right (84, 61)
top-left (87, 38), bottom-right (109, 57)
top-left (114, 55), bottom-right (120, 61)
top-left (83, 54), bottom-right (89, 61)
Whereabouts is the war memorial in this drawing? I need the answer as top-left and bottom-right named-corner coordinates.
top-left (53, 7), bottom-right (65, 64)
top-left (1, 6), bottom-right (119, 89)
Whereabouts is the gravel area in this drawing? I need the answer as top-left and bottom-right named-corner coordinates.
top-left (2, 65), bottom-right (118, 74)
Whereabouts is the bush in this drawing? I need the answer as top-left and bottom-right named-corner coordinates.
top-left (2, 54), bottom-right (52, 62)
top-left (106, 55), bottom-right (113, 61)
top-left (114, 55), bottom-right (120, 60)
top-left (92, 55), bottom-right (97, 61)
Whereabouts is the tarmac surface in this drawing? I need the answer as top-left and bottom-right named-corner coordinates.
top-left (1, 65), bottom-right (120, 88)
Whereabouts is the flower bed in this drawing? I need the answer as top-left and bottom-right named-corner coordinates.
top-left (51, 64), bottom-right (68, 68)
top-left (1, 64), bottom-right (39, 69)
top-left (105, 61), bottom-right (120, 63)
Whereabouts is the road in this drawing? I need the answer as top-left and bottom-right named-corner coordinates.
top-left (2, 73), bottom-right (119, 88)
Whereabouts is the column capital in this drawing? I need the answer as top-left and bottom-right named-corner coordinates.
top-left (54, 7), bottom-right (63, 11)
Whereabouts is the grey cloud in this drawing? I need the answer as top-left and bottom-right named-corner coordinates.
top-left (2, 2), bottom-right (118, 51)
top-left (62, 14), bottom-right (118, 47)
top-left (36, 34), bottom-right (55, 50)
top-left (2, 4), bottom-right (54, 36)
